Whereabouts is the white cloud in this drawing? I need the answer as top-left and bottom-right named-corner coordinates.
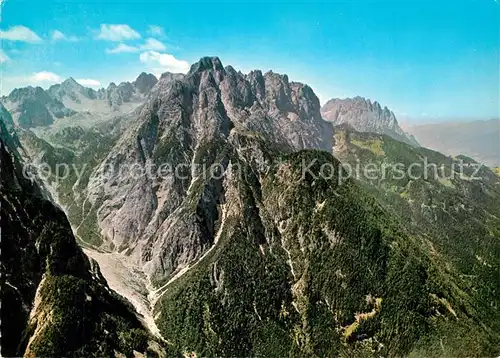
top-left (106, 38), bottom-right (167, 54)
top-left (51, 30), bottom-right (66, 41)
top-left (106, 43), bottom-right (138, 54)
top-left (140, 38), bottom-right (166, 51)
top-left (30, 71), bottom-right (62, 83)
top-left (51, 30), bottom-right (79, 42)
top-left (148, 25), bottom-right (165, 37)
top-left (96, 24), bottom-right (140, 41)
top-left (0, 49), bottom-right (10, 63)
top-left (139, 51), bottom-right (190, 73)
top-left (0, 25), bottom-right (42, 43)
top-left (107, 38), bottom-right (166, 54)
top-left (76, 78), bottom-right (101, 87)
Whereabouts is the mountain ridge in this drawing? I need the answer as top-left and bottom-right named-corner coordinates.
top-left (405, 118), bottom-right (500, 167)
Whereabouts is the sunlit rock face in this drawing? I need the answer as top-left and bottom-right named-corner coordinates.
top-left (322, 96), bottom-right (419, 146)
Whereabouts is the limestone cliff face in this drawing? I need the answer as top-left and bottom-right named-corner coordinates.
top-left (72, 57), bottom-right (333, 284)
top-left (321, 96), bottom-right (419, 146)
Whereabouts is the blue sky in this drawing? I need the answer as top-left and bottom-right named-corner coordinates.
top-left (0, 0), bottom-right (498, 122)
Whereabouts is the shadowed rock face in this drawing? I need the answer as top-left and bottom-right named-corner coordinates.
top-left (0, 128), bottom-right (157, 357)
top-left (322, 96), bottom-right (419, 146)
top-left (2, 86), bottom-right (75, 128)
top-left (135, 72), bottom-right (159, 94)
top-left (0, 101), bottom-right (14, 128)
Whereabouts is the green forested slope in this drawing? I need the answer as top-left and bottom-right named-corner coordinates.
top-left (332, 125), bottom-right (500, 356)
top-left (153, 139), bottom-right (498, 356)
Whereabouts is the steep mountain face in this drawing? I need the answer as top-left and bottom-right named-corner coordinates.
top-left (59, 57), bottom-right (333, 283)
top-left (321, 97), bottom-right (419, 146)
top-left (18, 57), bottom-right (500, 356)
top-left (103, 81), bottom-right (141, 110)
top-left (405, 118), bottom-right (500, 167)
top-left (159, 71), bottom-right (184, 83)
top-left (154, 148), bottom-right (442, 356)
top-left (332, 125), bottom-right (500, 355)
top-left (0, 125), bottom-right (165, 357)
top-left (0, 118), bottom-right (21, 154)
top-left (15, 122), bottom-right (440, 357)
top-left (2, 86), bottom-right (75, 128)
top-left (0, 101), bottom-right (14, 128)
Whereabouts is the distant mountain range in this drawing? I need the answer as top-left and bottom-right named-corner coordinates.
top-left (0, 72), bottom-right (182, 128)
top-left (405, 119), bottom-right (500, 168)
top-left (2, 86), bottom-right (76, 128)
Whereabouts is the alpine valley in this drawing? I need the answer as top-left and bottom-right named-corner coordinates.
top-left (1, 57), bottom-right (499, 357)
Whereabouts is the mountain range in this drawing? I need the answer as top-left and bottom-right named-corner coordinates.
top-left (405, 119), bottom-right (500, 168)
top-left (1, 57), bottom-right (499, 357)
top-left (0, 72), bottom-right (181, 129)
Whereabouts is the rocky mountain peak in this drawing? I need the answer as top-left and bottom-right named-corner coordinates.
top-left (49, 77), bottom-right (97, 101)
top-left (134, 72), bottom-right (158, 94)
top-left (188, 56), bottom-right (224, 75)
top-left (61, 76), bottom-right (82, 88)
top-left (322, 96), bottom-right (419, 146)
top-left (3, 85), bottom-right (75, 128)
top-left (264, 70), bottom-right (289, 85)
top-left (72, 58), bottom-right (333, 289)
top-left (8, 86), bottom-right (46, 102)
top-left (159, 71), bottom-right (184, 83)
